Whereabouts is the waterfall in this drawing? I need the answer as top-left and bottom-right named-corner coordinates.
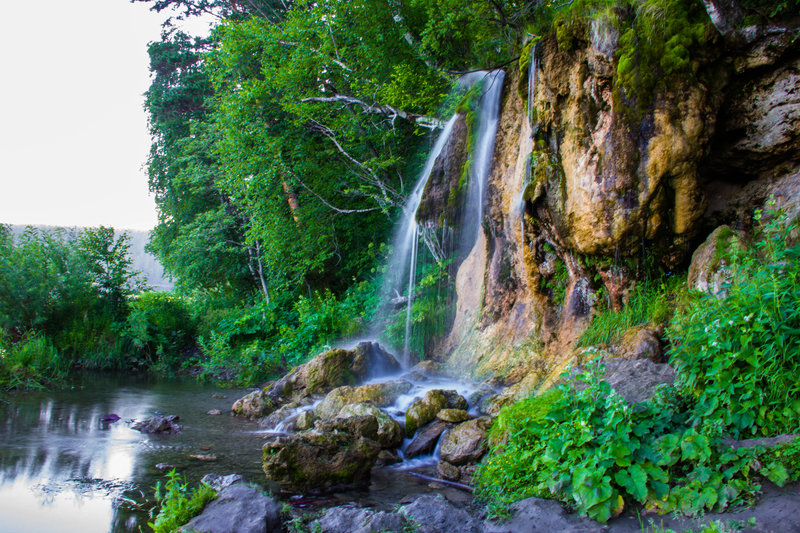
top-left (520, 44), bottom-right (539, 262)
top-left (458, 69), bottom-right (506, 258)
top-left (527, 43), bottom-right (539, 126)
top-left (375, 115), bottom-right (458, 366)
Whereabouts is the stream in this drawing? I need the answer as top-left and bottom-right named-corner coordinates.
top-left (0, 371), bottom-right (476, 533)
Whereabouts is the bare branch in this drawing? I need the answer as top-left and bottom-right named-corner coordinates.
top-left (286, 170), bottom-right (381, 214)
top-left (301, 94), bottom-right (443, 130)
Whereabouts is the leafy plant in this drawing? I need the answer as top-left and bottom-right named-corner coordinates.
top-left (669, 210), bottom-right (800, 437)
top-left (475, 361), bottom-right (762, 522)
top-left (148, 470), bottom-right (217, 533)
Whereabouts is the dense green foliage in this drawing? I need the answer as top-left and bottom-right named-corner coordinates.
top-left (477, 210), bottom-right (800, 521)
top-left (670, 211), bottom-right (800, 437)
top-left (148, 470), bottom-right (217, 533)
top-left (0, 226), bottom-right (148, 389)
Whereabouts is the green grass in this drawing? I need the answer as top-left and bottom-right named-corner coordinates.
top-left (578, 274), bottom-right (685, 348)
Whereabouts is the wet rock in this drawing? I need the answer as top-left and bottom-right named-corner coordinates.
top-left (601, 358), bottom-right (676, 404)
top-left (207, 409), bottom-right (222, 416)
top-left (436, 460), bottom-right (460, 481)
top-left (466, 383), bottom-right (498, 412)
top-left (132, 415), bottom-right (182, 434)
top-left (211, 393), bottom-right (227, 399)
top-left (233, 342), bottom-right (400, 418)
top-left (406, 389), bottom-right (468, 436)
top-left (336, 402), bottom-right (404, 449)
top-left (376, 449), bottom-right (402, 466)
top-left (439, 417), bottom-right (491, 466)
top-left (436, 408), bottom-right (473, 423)
top-left (459, 464), bottom-right (478, 485)
top-left (179, 483), bottom-right (282, 533)
top-left (295, 410), bottom-right (316, 431)
top-left (411, 360), bottom-right (442, 376)
top-left (258, 403), bottom-right (304, 430)
top-left (262, 416), bottom-right (381, 492)
top-left (200, 473), bottom-right (243, 492)
top-left (189, 454), bottom-right (217, 462)
top-left (483, 496), bottom-right (604, 533)
top-left (405, 420), bottom-right (449, 459)
top-left (154, 463), bottom-right (173, 471)
top-left (688, 225), bottom-right (746, 296)
top-left (400, 494), bottom-right (483, 533)
top-left (312, 506), bottom-right (408, 533)
top-left (313, 380), bottom-right (412, 420)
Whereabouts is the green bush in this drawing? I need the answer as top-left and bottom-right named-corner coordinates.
top-left (0, 332), bottom-right (66, 391)
top-left (669, 210), bottom-right (800, 437)
top-left (475, 362), bottom-right (763, 522)
top-left (148, 470), bottom-right (217, 533)
top-left (123, 292), bottom-right (197, 372)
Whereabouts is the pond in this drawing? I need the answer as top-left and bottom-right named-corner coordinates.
top-left (0, 373), bottom-right (470, 532)
top-left (0, 374), bottom-right (265, 532)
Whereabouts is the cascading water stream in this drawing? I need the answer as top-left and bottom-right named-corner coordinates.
top-left (374, 115), bottom-right (458, 367)
top-left (458, 70), bottom-right (506, 257)
top-left (519, 44), bottom-right (539, 262)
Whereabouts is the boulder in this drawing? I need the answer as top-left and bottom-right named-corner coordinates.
top-left (400, 494), bottom-right (483, 533)
top-left (295, 410), bottom-right (316, 431)
top-left (262, 416), bottom-right (381, 492)
top-left (376, 449), bottom-right (403, 466)
top-left (131, 415), bottom-right (182, 434)
top-left (601, 358), bottom-right (676, 404)
top-left (436, 460), bottom-right (460, 481)
top-left (483, 495), bottom-right (604, 533)
top-left (687, 225), bottom-right (746, 296)
top-left (617, 326), bottom-right (664, 362)
top-left (336, 402), bottom-right (404, 449)
top-left (436, 409), bottom-right (473, 423)
top-left (233, 342), bottom-right (400, 418)
top-left (178, 483), bottom-right (282, 533)
top-left (405, 389), bottom-right (468, 436)
top-left (439, 417), bottom-right (491, 466)
top-left (200, 473), bottom-right (244, 492)
top-left (311, 506), bottom-right (409, 533)
top-left (404, 420), bottom-right (449, 459)
top-left (410, 360), bottom-right (443, 376)
top-left (313, 380), bottom-right (412, 420)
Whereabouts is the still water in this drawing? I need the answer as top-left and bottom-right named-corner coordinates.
top-left (0, 374), bottom-right (265, 533)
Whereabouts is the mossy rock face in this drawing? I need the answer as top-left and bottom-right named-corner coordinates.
top-left (438, 417), bottom-right (491, 466)
top-left (336, 402), bottom-right (404, 449)
top-left (262, 415), bottom-right (381, 492)
top-left (231, 342), bottom-right (399, 419)
top-left (405, 389), bottom-right (469, 437)
top-left (313, 381), bottom-right (412, 420)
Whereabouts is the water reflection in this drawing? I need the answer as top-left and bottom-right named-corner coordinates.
top-left (0, 375), bottom-right (264, 533)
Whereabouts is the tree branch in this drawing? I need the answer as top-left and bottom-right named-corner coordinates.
top-left (301, 95), bottom-right (443, 130)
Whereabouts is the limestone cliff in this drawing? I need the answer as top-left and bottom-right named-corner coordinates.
top-left (430, 14), bottom-right (800, 390)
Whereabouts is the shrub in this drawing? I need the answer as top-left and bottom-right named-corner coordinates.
top-left (669, 210), bottom-right (800, 437)
top-left (0, 331), bottom-right (66, 391)
top-left (475, 361), bottom-right (762, 522)
top-left (148, 470), bottom-right (217, 533)
top-left (123, 292), bottom-right (197, 371)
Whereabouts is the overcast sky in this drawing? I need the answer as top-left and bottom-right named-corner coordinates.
top-left (0, 1), bottom-right (211, 231)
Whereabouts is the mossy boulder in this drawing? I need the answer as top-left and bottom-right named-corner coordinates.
top-left (262, 416), bottom-right (381, 492)
top-left (405, 389), bottom-right (468, 436)
top-left (337, 402), bottom-right (404, 449)
top-left (232, 342), bottom-right (400, 419)
top-left (313, 380), bottom-right (412, 420)
top-left (438, 417), bottom-right (491, 466)
top-left (688, 225), bottom-right (746, 296)
top-left (436, 409), bottom-right (473, 424)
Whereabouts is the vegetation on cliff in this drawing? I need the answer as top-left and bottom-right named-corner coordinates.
top-left (476, 210), bottom-right (800, 521)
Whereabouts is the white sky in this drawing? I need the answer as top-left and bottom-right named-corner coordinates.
top-left (0, 0), bottom-right (212, 231)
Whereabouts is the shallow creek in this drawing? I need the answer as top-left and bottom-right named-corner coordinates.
top-left (0, 371), bottom-right (480, 532)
